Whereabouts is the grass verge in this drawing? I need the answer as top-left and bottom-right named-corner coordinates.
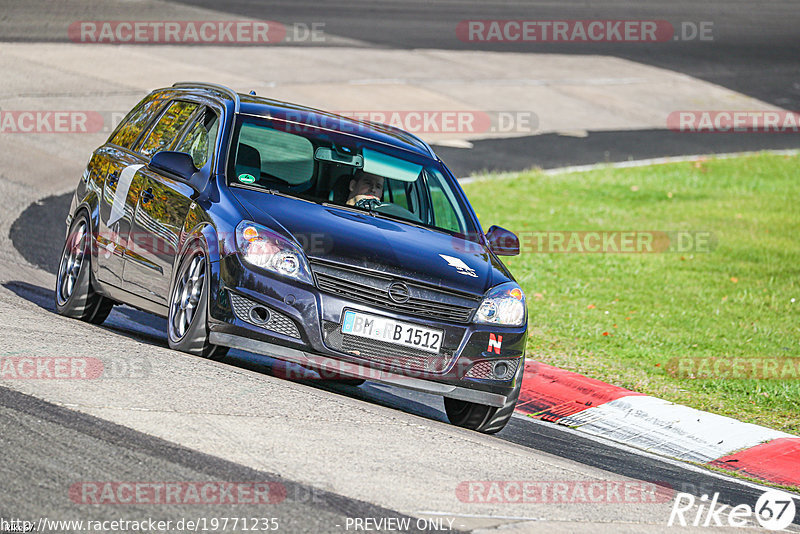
top-left (462, 153), bottom-right (800, 434)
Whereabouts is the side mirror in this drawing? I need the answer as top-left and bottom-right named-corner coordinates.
top-left (486, 225), bottom-right (520, 256)
top-left (149, 151), bottom-right (198, 184)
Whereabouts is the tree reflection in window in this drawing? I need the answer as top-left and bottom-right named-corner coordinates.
top-left (177, 109), bottom-right (219, 168)
top-left (139, 101), bottom-right (198, 158)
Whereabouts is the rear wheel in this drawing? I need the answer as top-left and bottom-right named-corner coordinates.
top-left (55, 213), bottom-right (114, 324)
top-left (444, 363), bottom-right (523, 434)
top-left (167, 244), bottom-right (228, 360)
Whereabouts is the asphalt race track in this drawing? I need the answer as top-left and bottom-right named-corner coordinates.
top-left (3, 279), bottom-right (794, 531)
top-left (1, 1), bottom-right (799, 532)
top-left (3, 0), bottom-right (800, 172)
top-left (168, 0), bottom-right (800, 165)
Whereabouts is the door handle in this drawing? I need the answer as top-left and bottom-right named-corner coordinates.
top-left (107, 171), bottom-right (119, 187)
top-left (141, 188), bottom-right (154, 204)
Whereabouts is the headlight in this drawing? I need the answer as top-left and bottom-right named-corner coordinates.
top-left (235, 221), bottom-right (313, 285)
top-left (474, 282), bottom-right (526, 326)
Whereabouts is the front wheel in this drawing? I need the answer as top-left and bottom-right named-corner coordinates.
top-left (444, 363), bottom-right (523, 434)
top-left (167, 244), bottom-right (228, 360)
top-left (55, 212), bottom-right (114, 324)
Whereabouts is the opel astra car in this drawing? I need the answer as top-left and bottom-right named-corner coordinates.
top-left (56, 82), bottom-right (527, 433)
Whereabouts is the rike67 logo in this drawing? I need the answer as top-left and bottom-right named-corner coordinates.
top-left (668, 490), bottom-right (797, 530)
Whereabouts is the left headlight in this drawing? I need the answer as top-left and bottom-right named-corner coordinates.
top-left (235, 221), bottom-right (313, 285)
top-left (474, 282), bottom-right (526, 326)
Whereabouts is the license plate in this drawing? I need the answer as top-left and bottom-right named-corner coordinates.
top-left (340, 310), bottom-right (443, 353)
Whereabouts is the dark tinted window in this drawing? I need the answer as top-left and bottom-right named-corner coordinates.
top-left (109, 92), bottom-right (168, 149)
top-left (235, 123), bottom-right (314, 185)
top-left (138, 101), bottom-right (199, 158)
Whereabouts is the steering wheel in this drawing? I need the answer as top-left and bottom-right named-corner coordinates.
top-left (354, 197), bottom-right (384, 211)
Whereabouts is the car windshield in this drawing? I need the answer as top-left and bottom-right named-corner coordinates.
top-left (227, 115), bottom-right (478, 236)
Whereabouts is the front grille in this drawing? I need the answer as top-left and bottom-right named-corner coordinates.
top-left (229, 292), bottom-right (301, 339)
top-left (465, 358), bottom-right (520, 381)
top-left (323, 321), bottom-right (455, 373)
top-left (311, 260), bottom-right (479, 324)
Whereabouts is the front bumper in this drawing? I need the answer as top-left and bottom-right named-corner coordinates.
top-left (209, 331), bottom-right (509, 407)
top-left (209, 253), bottom-right (527, 405)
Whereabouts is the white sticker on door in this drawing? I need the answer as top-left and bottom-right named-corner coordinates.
top-left (108, 164), bottom-right (144, 227)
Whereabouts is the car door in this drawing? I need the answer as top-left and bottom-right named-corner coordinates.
top-left (123, 101), bottom-right (217, 304)
top-left (95, 92), bottom-right (168, 286)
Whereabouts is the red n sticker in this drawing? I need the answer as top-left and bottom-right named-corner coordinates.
top-left (488, 333), bottom-right (502, 354)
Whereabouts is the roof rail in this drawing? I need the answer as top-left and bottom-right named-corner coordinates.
top-left (401, 129), bottom-right (436, 158)
top-left (364, 120), bottom-right (436, 158)
top-left (172, 82), bottom-right (240, 112)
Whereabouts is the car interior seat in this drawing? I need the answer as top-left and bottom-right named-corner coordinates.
top-left (329, 170), bottom-right (355, 204)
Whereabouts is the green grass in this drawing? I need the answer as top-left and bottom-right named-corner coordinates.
top-left (463, 153), bottom-right (800, 434)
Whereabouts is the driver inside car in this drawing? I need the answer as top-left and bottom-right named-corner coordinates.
top-left (346, 170), bottom-right (385, 207)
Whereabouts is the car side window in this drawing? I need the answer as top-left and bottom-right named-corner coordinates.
top-left (386, 178), bottom-right (411, 210)
top-left (137, 100), bottom-right (199, 158)
top-left (176, 107), bottom-right (219, 168)
top-left (426, 169), bottom-right (466, 233)
top-left (109, 92), bottom-right (168, 149)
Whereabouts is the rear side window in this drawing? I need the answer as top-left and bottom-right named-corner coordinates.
top-left (176, 107), bottom-right (219, 168)
top-left (138, 101), bottom-right (199, 158)
top-left (110, 93), bottom-right (168, 149)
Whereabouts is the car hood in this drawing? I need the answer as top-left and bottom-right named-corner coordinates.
top-left (229, 188), bottom-right (511, 296)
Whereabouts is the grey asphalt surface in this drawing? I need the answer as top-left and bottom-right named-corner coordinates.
top-left (3, 1), bottom-right (800, 532)
top-left (2, 0), bottom-right (798, 175)
top-left (4, 276), bottom-right (799, 530)
top-left (172, 0), bottom-right (800, 172)
top-left (6, 0), bottom-right (799, 109)
top-left (160, 0), bottom-right (800, 104)
top-left (435, 129), bottom-right (800, 177)
top-left (0, 385), bottom-right (439, 534)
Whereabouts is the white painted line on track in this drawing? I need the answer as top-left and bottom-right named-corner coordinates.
top-left (510, 413), bottom-right (800, 497)
top-left (457, 149), bottom-right (800, 184)
top-left (558, 396), bottom-right (794, 463)
top-left (416, 511), bottom-right (547, 521)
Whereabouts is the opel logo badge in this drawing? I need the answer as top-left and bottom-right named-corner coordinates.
top-left (388, 282), bottom-right (410, 304)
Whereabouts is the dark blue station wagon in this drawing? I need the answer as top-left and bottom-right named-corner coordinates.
top-left (56, 82), bottom-right (527, 433)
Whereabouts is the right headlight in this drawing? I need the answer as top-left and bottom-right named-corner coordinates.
top-left (474, 282), bottom-right (526, 326)
top-left (235, 221), bottom-right (313, 285)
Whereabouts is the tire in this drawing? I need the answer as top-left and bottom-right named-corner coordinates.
top-left (167, 243), bottom-right (229, 360)
top-left (444, 360), bottom-right (524, 434)
top-left (55, 212), bottom-right (114, 324)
